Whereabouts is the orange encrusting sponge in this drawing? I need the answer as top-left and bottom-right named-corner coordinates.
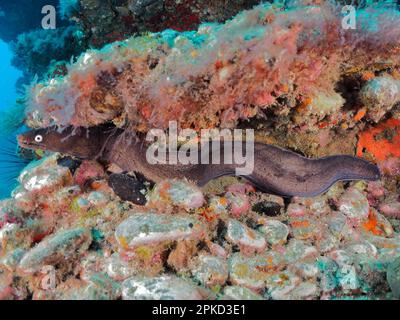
top-left (357, 118), bottom-right (400, 162)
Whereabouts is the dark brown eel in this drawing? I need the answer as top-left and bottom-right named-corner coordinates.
top-left (18, 125), bottom-right (381, 198)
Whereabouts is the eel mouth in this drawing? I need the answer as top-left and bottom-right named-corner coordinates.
top-left (17, 135), bottom-right (46, 150)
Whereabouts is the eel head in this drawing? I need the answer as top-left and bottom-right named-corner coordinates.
top-left (17, 125), bottom-right (117, 160)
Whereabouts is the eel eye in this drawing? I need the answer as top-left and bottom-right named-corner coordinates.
top-left (35, 135), bottom-right (43, 143)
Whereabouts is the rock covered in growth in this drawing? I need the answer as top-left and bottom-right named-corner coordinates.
top-left (300, 91), bottom-right (345, 121)
top-left (290, 261), bottom-right (319, 279)
top-left (266, 271), bottom-right (319, 300)
top-left (336, 264), bottom-right (360, 293)
top-left (225, 192), bottom-right (251, 218)
top-left (289, 214), bottom-right (320, 240)
top-left (18, 156), bottom-right (73, 194)
top-left (147, 180), bottom-right (205, 211)
top-left (0, 248), bottom-right (26, 272)
top-left (317, 257), bottom-right (339, 294)
top-left (284, 239), bottom-right (319, 265)
top-left (379, 199), bottom-right (400, 219)
top-left (121, 275), bottom-right (205, 300)
top-left (73, 160), bottom-right (105, 187)
top-left (191, 254), bottom-right (228, 288)
top-left (356, 118), bottom-right (400, 164)
top-left (225, 219), bottom-right (266, 254)
top-left (0, 265), bottom-right (13, 300)
top-left (284, 281), bottom-right (320, 300)
top-left (207, 196), bottom-right (230, 216)
top-left (0, 200), bottom-right (24, 229)
top-left (105, 253), bottom-right (138, 281)
top-left (387, 257), bottom-right (400, 299)
top-left (167, 240), bottom-right (198, 272)
top-left (221, 286), bottom-right (264, 300)
top-left (258, 219), bottom-right (289, 245)
top-left (26, 2), bottom-right (400, 133)
top-left (265, 271), bottom-right (300, 300)
top-left (316, 229), bottom-right (340, 254)
top-left (115, 212), bottom-right (206, 249)
top-left (360, 76), bottom-right (400, 123)
top-left (0, 145), bottom-right (399, 299)
top-left (48, 275), bottom-right (121, 300)
top-left (228, 252), bottom-right (285, 291)
top-left (338, 188), bottom-right (370, 225)
top-left (18, 228), bottom-right (92, 274)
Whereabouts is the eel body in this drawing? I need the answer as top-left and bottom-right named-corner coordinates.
top-left (18, 125), bottom-right (381, 197)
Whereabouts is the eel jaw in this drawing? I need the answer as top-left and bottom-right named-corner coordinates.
top-left (17, 135), bottom-right (46, 151)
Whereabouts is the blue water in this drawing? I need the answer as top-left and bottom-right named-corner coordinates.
top-left (0, 40), bottom-right (21, 107)
top-left (0, 39), bottom-right (24, 199)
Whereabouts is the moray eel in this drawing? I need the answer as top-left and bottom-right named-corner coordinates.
top-left (18, 125), bottom-right (381, 198)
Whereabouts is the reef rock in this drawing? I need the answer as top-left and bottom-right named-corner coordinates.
top-left (387, 256), bottom-right (400, 299)
top-left (225, 219), bottom-right (266, 254)
top-left (191, 254), bottom-right (228, 288)
top-left (121, 275), bottom-right (205, 300)
top-left (18, 228), bottom-right (92, 274)
top-left (26, 3), bottom-right (400, 136)
top-left (360, 76), bottom-right (400, 123)
top-left (115, 212), bottom-right (206, 249)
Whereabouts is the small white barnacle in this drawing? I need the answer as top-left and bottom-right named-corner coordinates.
top-left (35, 135), bottom-right (43, 143)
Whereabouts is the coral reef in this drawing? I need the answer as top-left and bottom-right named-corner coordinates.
top-left (25, 2), bottom-right (400, 156)
top-left (2, 0), bottom-right (400, 300)
top-left (0, 156), bottom-right (400, 299)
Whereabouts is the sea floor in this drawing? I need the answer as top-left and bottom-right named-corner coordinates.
top-left (1, 154), bottom-right (399, 300)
